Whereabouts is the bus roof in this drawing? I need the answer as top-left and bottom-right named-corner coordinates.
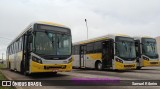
top-left (36, 21), bottom-right (69, 28)
top-left (133, 36), bottom-right (154, 40)
top-left (73, 34), bottom-right (130, 45)
top-left (7, 21), bottom-right (69, 47)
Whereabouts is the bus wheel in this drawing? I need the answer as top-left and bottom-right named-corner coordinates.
top-left (136, 66), bottom-right (142, 70)
top-left (96, 61), bottom-right (102, 70)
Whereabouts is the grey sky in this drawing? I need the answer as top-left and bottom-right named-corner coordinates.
top-left (0, 0), bottom-right (160, 59)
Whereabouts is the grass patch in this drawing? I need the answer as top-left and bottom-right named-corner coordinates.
top-left (0, 63), bottom-right (6, 69)
top-left (0, 87), bottom-right (15, 89)
top-left (0, 64), bottom-right (15, 89)
top-left (0, 71), bottom-right (6, 80)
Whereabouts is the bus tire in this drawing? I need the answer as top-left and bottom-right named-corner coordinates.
top-left (136, 66), bottom-right (142, 70)
top-left (95, 61), bottom-right (102, 70)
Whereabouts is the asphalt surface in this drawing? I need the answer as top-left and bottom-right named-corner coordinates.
top-left (1, 67), bottom-right (160, 89)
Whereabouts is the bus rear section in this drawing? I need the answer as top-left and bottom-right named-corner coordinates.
top-left (6, 21), bottom-right (73, 75)
top-left (134, 37), bottom-right (160, 69)
top-left (72, 35), bottom-right (137, 70)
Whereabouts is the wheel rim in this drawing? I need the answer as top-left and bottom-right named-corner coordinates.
top-left (98, 62), bottom-right (102, 70)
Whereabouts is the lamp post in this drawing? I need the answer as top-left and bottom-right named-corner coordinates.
top-left (85, 19), bottom-right (89, 40)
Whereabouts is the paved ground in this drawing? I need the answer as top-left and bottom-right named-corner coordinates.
top-left (0, 67), bottom-right (160, 89)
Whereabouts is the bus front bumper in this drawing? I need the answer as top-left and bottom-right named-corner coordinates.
top-left (143, 60), bottom-right (160, 67)
top-left (30, 61), bottom-right (72, 73)
top-left (115, 62), bottom-right (136, 70)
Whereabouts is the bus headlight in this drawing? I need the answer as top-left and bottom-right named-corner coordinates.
top-left (116, 58), bottom-right (123, 63)
top-left (32, 56), bottom-right (42, 64)
top-left (143, 56), bottom-right (149, 61)
top-left (68, 57), bottom-right (72, 63)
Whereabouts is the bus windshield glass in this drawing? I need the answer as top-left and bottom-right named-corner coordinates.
top-left (142, 38), bottom-right (158, 59)
top-left (34, 28), bottom-right (71, 56)
top-left (116, 36), bottom-right (136, 60)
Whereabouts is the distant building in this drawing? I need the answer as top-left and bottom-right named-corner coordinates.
top-left (156, 36), bottom-right (160, 60)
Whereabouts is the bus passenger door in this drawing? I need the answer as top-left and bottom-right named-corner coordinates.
top-left (80, 45), bottom-right (86, 68)
top-left (102, 40), bottom-right (113, 68)
top-left (135, 40), bottom-right (141, 67)
top-left (22, 32), bottom-right (32, 73)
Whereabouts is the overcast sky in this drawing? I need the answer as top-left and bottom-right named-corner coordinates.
top-left (0, 0), bottom-right (160, 59)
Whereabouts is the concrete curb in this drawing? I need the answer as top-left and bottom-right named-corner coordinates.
top-left (0, 69), bottom-right (23, 89)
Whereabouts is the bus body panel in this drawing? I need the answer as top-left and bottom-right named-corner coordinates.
top-left (72, 54), bottom-right (136, 70)
top-left (72, 55), bottom-right (80, 68)
top-left (9, 54), bottom-right (14, 70)
top-left (6, 21), bottom-right (72, 74)
top-left (143, 59), bottom-right (160, 67)
top-left (86, 53), bottom-right (102, 68)
top-left (73, 35), bottom-right (137, 70)
top-left (136, 56), bottom-right (160, 67)
top-left (114, 61), bottom-right (136, 70)
top-left (16, 51), bottom-right (23, 71)
top-left (134, 37), bottom-right (160, 68)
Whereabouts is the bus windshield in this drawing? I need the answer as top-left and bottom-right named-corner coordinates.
top-left (116, 37), bottom-right (136, 60)
top-left (142, 38), bottom-right (158, 59)
top-left (34, 31), bottom-right (71, 56)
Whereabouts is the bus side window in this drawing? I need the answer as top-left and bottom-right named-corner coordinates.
top-left (87, 43), bottom-right (94, 54)
top-left (20, 37), bottom-right (22, 51)
top-left (94, 41), bottom-right (102, 53)
top-left (13, 43), bottom-right (15, 54)
top-left (75, 45), bottom-right (80, 55)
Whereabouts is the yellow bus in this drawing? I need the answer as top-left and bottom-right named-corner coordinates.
top-left (72, 34), bottom-right (137, 70)
top-left (134, 36), bottom-right (160, 69)
top-left (6, 21), bottom-right (72, 75)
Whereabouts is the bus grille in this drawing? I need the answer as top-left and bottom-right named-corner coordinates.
top-left (150, 62), bottom-right (158, 64)
top-left (124, 65), bottom-right (135, 67)
top-left (44, 65), bottom-right (66, 70)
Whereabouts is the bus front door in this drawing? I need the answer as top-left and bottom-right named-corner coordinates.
top-left (22, 32), bottom-right (32, 74)
top-left (102, 40), bottom-right (113, 68)
top-left (80, 45), bottom-right (86, 68)
top-left (135, 40), bottom-right (142, 68)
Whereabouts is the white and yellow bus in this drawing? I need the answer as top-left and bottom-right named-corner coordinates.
top-left (72, 34), bottom-right (137, 70)
top-left (134, 36), bottom-right (160, 69)
top-left (6, 21), bottom-right (72, 75)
